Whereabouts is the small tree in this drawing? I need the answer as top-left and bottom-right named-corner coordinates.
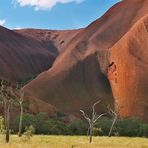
top-left (0, 80), bottom-right (23, 142)
top-left (9, 83), bottom-right (24, 137)
top-left (80, 100), bottom-right (106, 143)
top-left (0, 80), bottom-right (14, 143)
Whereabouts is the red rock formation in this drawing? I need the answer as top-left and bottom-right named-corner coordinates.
top-left (0, 0), bottom-right (148, 120)
top-left (15, 29), bottom-right (81, 55)
top-left (0, 26), bottom-right (80, 82)
top-left (23, 0), bottom-right (148, 119)
top-left (108, 15), bottom-right (148, 121)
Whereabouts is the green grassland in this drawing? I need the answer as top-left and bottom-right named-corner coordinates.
top-left (0, 135), bottom-right (148, 148)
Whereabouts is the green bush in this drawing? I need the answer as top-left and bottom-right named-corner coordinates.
top-left (68, 119), bottom-right (87, 135)
top-left (48, 120), bottom-right (69, 135)
top-left (139, 123), bottom-right (148, 137)
top-left (14, 113), bottom-right (35, 133)
top-left (95, 117), bottom-right (113, 136)
top-left (95, 117), bottom-right (145, 137)
top-left (115, 118), bottom-right (141, 137)
top-left (14, 112), bottom-right (69, 135)
top-left (34, 112), bottom-right (49, 134)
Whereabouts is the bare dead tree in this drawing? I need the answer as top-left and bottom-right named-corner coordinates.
top-left (80, 100), bottom-right (106, 143)
top-left (5, 103), bottom-right (10, 143)
top-left (11, 83), bottom-right (24, 137)
top-left (18, 90), bottom-right (24, 137)
top-left (107, 103), bottom-right (119, 137)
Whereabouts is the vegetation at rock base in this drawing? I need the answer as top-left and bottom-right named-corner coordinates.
top-left (8, 112), bottom-right (148, 137)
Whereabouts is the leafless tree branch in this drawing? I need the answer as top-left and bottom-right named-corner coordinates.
top-left (80, 99), bottom-right (106, 143)
top-left (107, 104), bottom-right (119, 137)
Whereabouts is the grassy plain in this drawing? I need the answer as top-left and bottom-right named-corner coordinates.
top-left (0, 135), bottom-right (148, 148)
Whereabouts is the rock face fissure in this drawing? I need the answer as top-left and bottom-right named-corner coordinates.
top-left (108, 62), bottom-right (117, 83)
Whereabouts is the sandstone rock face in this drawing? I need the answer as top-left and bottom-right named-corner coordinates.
top-left (23, 0), bottom-right (148, 119)
top-left (108, 15), bottom-right (148, 121)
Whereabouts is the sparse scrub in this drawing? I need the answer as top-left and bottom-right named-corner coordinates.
top-left (23, 125), bottom-right (35, 141)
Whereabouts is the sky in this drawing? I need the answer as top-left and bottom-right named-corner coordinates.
top-left (0, 0), bottom-right (121, 30)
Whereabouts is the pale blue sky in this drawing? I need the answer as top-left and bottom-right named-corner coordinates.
top-left (0, 0), bottom-right (121, 30)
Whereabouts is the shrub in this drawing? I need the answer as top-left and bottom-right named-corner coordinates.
top-left (95, 117), bottom-right (113, 136)
top-left (68, 119), bottom-right (87, 135)
top-left (34, 112), bottom-right (49, 134)
top-left (14, 112), bottom-right (70, 135)
top-left (139, 123), bottom-right (148, 137)
top-left (48, 120), bottom-right (69, 135)
top-left (14, 113), bottom-right (35, 133)
top-left (35, 119), bottom-right (67, 135)
top-left (95, 117), bottom-right (144, 137)
top-left (115, 118), bottom-right (141, 137)
top-left (23, 125), bottom-right (35, 141)
top-left (24, 125), bottom-right (35, 137)
top-left (93, 127), bottom-right (102, 136)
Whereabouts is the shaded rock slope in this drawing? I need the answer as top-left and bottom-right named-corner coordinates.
top-left (0, 27), bottom-right (80, 82)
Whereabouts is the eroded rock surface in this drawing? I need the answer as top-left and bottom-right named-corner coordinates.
top-left (108, 15), bottom-right (148, 121)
